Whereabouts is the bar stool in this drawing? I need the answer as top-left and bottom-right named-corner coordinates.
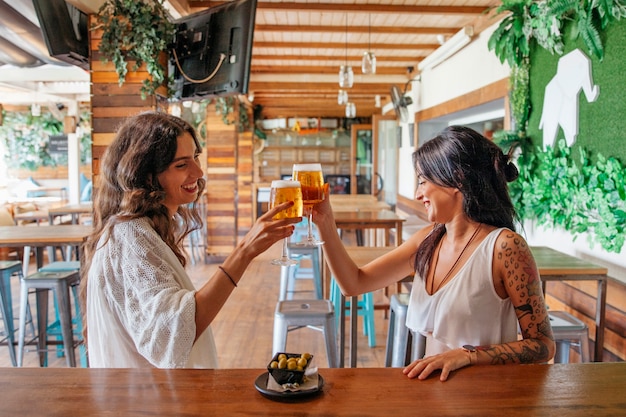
top-left (282, 244), bottom-right (322, 300)
top-left (272, 299), bottom-right (339, 368)
top-left (38, 261), bottom-right (86, 367)
top-left (385, 293), bottom-right (426, 367)
top-left (550, 310), bottom-right (590, 363)
top-left (0, 261), bottom-right (36, 366)
top-left (330, 278), bottom-right (376, 347)
top-left (17, 270), bottom-right (81, 367)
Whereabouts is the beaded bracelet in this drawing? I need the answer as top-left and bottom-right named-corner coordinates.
top-left (218, 266), bottom-right (237, 287)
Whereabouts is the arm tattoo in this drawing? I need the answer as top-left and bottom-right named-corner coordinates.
top-left (485, 233), bottom-right (555, 364)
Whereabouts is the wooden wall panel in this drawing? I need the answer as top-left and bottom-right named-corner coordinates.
top-left (203, 105), bottom-right (255, 259)
top-left (205, 105), bottom-right (238, 260)
top-left (89, 15), bottom-right (159, 185)
top-left (237, 131), bottom-right (254, 238)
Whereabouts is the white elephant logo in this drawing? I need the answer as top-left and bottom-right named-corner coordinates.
top-left (539, 49), bottom-right (599, 149)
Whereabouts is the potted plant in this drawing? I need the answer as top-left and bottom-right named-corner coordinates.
top-left (94, 0), bottom-right (176, 98)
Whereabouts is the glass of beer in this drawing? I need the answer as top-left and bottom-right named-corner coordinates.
top-left (292, 163), bottom-right (325, 246)
top-left (269, 179), bottom-right (303, 266)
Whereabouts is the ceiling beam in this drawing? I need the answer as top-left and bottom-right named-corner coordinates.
top-left (252, 54), bottom-right (423, 62)
top-left (189, 2), bottom-right (489, 15)
top-left (255, 25), bottom-right (459, 35)
top-left (253, 41), bottom-right (440, 50)
top-left (251, 65), bottom-right (412, 75)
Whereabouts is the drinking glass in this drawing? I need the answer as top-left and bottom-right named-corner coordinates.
top-left (292, 163), bottom-right (325, 246)
top-left (269, 179), bottom-right (303, 266)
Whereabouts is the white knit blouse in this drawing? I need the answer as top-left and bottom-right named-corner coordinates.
top-left (86, 217), bottom-right (218, 368)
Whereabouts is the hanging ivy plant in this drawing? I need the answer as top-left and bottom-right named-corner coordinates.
top-left (215, 97), bottom-right (252, 132)
top-left (94, 0), bottom-right (176, 98)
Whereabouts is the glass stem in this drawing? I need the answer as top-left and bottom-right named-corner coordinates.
top-left (281, 237), bottom-right (289, 259)
top-left (307, 213), bottom-right (314, 240)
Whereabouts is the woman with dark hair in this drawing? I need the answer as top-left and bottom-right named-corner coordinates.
top-left (81, 111), bottom-right (300, 368)
top-left (313, 125), bottom-right (554, 381)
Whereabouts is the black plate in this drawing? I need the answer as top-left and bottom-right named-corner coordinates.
top-left (254, 372), bottom-right (324, 402)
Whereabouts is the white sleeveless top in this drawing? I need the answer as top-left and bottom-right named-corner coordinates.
top-left (405, 228), bottom-right (518, 357)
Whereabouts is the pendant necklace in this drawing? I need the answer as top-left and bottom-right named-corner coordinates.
top-left (429, 223), bottom-right (482, 294)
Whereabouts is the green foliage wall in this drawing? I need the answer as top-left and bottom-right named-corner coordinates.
top-left (527, 19), bottom-right (626, 162)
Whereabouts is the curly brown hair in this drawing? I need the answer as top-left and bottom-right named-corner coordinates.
top-left (80, 111), bottom-right (206, 341)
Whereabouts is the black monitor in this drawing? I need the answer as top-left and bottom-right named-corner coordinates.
top-left (32, 0), bottom-right (89, 70)
top-left (170, 0), bottom-right (257, 100)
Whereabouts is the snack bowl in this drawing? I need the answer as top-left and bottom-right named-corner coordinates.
top-left (267, 352), bottom-right (313, 385)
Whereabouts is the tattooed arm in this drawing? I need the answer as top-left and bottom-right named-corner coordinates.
top-left (476, 231), bottom-right (555, 365)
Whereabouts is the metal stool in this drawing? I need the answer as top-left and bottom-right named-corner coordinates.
top-left (550, 310), bottom-right (590, 363)
top-left (39, 261), bottom-right (87, 367)
top-left (272, 299), bottom-right (339, 368)
top-left (384, 293), bottom-right (426, 367)
top-left (0, 261), bottom-right (36, 366)
top-left (282, 245), bottom-right (322, 300)
top-left (330, 278), bottom-right (376, 347)
top-left (17, 270), bottom-right (81, 367)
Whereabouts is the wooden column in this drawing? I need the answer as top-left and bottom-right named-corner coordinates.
top-left (203, 103), bottom-right (254, 260)
top-left (88, 15), bottom-right (165, 184)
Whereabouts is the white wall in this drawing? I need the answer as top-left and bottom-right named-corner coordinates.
top-left (397, 23), bottom-right (510, 201)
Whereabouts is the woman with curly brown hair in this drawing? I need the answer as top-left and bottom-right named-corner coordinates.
top-left (81, 111), bottom-right (300, 368)
top-left (313, 125), bottom-right (555, 381)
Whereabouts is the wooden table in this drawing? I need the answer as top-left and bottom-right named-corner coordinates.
top-left (530, 246), bottom-right (609, 362)
top-left (12, 209), bottom-right (49, 225)
top-left (334, 210), bottom-right (405, 247)
top-left (0, 364), bottom-right (624, 415)
top-left (48, 202), bottom-right (93, 225)
top-left (330, 194), bottom-right (391, 213)
top-left (0, 225), bottom-right (92, 269)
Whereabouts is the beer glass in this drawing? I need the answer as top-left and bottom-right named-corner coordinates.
top-left (269, 179), bottom-right (303, 266)
top-left (292, 163), bottom-right (325, 246)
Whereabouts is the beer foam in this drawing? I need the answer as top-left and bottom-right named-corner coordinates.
top-left (271, 180), bottom-right (301, 188)
top-left (293, 163), bottom-right (322, 171)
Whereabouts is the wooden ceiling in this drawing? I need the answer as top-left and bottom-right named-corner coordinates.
top-left (0, 0), bottom-right (501, 119)
top-left (171, 1), bottom-right (500, 120)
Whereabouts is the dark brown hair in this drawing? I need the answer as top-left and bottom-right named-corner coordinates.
top-left (412, 125), bottom-right (519, 279)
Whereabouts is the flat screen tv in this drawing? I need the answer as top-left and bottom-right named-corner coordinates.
top-left (170, 0), bottom-right (257, 100)
top-left (32, 0), bottom-right (89, 70)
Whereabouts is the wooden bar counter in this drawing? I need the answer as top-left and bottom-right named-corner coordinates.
top-left (0, 363), bottom-right (624, 415)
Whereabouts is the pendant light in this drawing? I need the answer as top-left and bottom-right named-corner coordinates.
top-left (338, 89), bottom-right (348, 105)
top-left (345, 102), bottom-right (356, 118)
top-left (338, 13), bottom-right (354, 88)
top-left (361, 14), bottom-right (376, 74)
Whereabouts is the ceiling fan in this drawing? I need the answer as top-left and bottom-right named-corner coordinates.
top-left (390, 82), bottom-right (414, 123)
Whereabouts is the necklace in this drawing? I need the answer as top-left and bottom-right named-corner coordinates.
top-left (429, 223), bottom-right (482, 294)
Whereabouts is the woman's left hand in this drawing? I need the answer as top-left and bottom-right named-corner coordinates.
top-left (402, 348), bottom-right (471, 382)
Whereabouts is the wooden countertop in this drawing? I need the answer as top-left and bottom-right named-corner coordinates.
top-left (0, 364), bottom-right (623, 416)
